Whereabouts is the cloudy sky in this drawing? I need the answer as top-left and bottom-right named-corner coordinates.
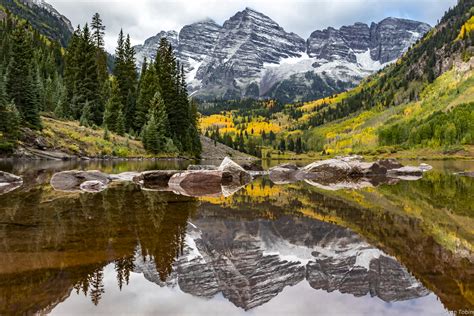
top-left (48, 0), bottom-right (457, 53)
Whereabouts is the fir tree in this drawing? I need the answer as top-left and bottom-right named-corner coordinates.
top-left (103, 79), bottom-right (124, 133)
top-left (6, 22), bottom-right (41, 129)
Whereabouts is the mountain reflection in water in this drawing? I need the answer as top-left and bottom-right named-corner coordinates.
top-left (0, 160), bottom-right (472, 315)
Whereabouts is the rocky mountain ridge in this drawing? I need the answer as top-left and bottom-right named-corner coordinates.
top-left (134, 8), bottom-right (431, 102)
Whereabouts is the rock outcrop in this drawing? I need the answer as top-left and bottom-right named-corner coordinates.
top-left (50, 170), bottom-right (110, 192)
top-left (218, 156), bottom-right (252, 185)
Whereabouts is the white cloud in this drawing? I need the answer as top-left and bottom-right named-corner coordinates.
top-left (47, 0), bottom-right (457, 53)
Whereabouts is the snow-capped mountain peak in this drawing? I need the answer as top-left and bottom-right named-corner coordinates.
top-left (134, 9), bottom-right (430, 103)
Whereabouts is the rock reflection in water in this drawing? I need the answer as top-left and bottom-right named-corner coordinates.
top-left (0, 160), bottom-right (472, 315)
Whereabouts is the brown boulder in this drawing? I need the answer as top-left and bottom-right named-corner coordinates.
top-left (169, 170), bottom-right (232, 197)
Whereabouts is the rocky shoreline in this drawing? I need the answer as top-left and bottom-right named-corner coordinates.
top-left (1, 156), bottom-right (441, 196)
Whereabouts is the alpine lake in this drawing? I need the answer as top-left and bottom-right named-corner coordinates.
top-left (0, 158), bottom-right (473, 315)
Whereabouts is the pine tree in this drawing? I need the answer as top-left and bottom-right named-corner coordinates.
top-left (115, 109), bottom-right (126, 136)
top-left (103, 79), bottom-right (124, 133)
top-left (135, 60), bottom-right (158, 130)
top-left (91, 13), bottom-right (108, 118)
top-left (114, 31), bottom-right (137, 131)
top-left (6, 22), bottom-right (41, 129)
top-left (142, 92), bottom-right (168, 153)
top-left (80, 101), bottom-right (93, 127)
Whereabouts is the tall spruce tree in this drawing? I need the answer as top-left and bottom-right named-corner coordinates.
top-left (91, 13), bottom-right (108, 122)
top-left (142, 92), bottom-right (168, 153)
top-left (113, 31), bottom-right (137, 132)
top-left (6, 22), bottom-right (41, 129)
top-left (103, 78), bottom-right (124, 134)
top-left (135, 60), bottom-right (159, 130)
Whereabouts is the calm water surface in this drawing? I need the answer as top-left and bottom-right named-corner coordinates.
top-left (0, 159), bottom-right (473, 315)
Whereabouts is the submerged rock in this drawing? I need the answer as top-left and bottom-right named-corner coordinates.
top-left (50, 170), bottom-right (110, 192)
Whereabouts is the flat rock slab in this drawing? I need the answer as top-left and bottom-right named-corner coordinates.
top-left (169, 170), bottom-right (232, 197)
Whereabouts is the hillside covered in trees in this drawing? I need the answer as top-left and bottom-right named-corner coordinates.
top-left (0, 9), bottom-right (201, 158)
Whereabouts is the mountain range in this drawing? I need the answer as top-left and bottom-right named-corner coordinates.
top-left (134, 8), bottom-right (431, 102)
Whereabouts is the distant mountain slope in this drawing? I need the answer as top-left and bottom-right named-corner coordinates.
top-left (134, 8), bottom-right (430, 103)
top-left (0, 0), bottom-right (73, 46)
top-left (291, 0), bottom-right (474, 156)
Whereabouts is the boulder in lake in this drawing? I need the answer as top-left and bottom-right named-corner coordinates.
top-left (301, 159), bottom-right (354, 182)
top-left (218, 157), bottom-right (252, 185)
top-left (169, 170), bottom-right (232, 197)
top-left (50, 170), bottom-right (109, 192)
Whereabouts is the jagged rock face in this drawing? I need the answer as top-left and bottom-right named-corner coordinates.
top-left (178, 19), bottom-right (222, 62)
top-left (134, 214), bottom-right (429, 310)
top-left (307, 18), bottom-right (430, 64)
top-left (134, 9), bottom-right (430, 102)
top-left (135, 30), bottom-right (178, 67)
top-left (194, 8), bottom-right (306, 89)
top-left (369, 18), bottom-right (431, 63)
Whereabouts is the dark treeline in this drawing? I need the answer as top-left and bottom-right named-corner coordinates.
top-left (0, 11), bottom-right (201, 157)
